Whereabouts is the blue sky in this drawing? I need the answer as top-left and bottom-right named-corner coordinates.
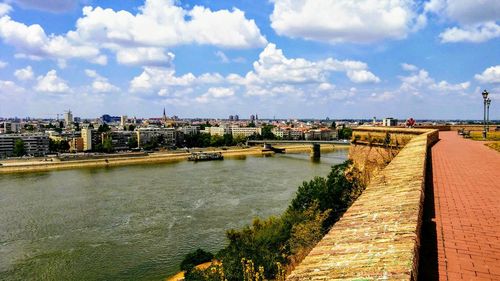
top-left (0, 0), bottom-right (499, 119)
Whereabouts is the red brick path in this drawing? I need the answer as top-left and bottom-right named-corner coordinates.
top-left (432, 132), bottom-right (500, 280)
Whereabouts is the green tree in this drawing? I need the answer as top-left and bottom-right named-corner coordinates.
top-left (181, 249), bottom-right (214, 272)
top-left (97, 123), bottom-right (111, 133)
top-left (127, 137), bottom-right (138, 149)
top-left (261, 125), bottom-right (276, 140)
top-left (102, 138), bottom-right (114, 153)
top-left (13, 139), bottom-right (26, 156)
top-left (338, 126), bottom-right (352, 139)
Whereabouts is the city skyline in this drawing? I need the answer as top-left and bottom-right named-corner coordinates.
top-left (0, 0), bottom-right (499, 119)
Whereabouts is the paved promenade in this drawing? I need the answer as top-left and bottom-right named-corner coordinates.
top-left (431, 132), bottom-right (500, 280)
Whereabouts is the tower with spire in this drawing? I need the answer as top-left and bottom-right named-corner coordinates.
top-left (162, 107), bottom-right (167, 121)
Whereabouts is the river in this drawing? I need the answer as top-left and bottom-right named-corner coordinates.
top-left (0, 150), bottom-right (348, 281)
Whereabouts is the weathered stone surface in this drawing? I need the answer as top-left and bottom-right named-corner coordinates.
top-left (287, 128), bottom-right (438, 281)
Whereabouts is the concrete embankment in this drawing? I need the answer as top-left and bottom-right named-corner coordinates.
top-left (0, 144), bottom-right (347, 174)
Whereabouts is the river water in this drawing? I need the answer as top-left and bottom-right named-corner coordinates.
top-left (0, 150), bottom-right (348, 281)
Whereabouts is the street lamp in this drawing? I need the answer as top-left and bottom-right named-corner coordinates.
top-left (482, 90), bottom-right (489, 139)
top-left (486, 98), bottom-right (491, 132)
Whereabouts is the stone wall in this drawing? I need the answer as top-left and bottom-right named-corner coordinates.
top-left (287, 127), bottom-right (438, 280)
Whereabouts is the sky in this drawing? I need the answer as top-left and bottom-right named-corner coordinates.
top-left (0, 0), bottom-right (499, 120)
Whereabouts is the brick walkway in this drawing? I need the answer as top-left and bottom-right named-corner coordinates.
top-left (431, 132), bottom-right (500, 280)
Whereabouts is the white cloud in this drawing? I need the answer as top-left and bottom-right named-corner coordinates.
top-left (0, 3), bottom-right (11, 16)
top-left (34, 70), bottom-right (70, 93)
top-left (214, 51), bottom-right (246, 64)
top-left (130, 67), bottom-right (196, 92)
top-left (0, 0), bottom-right (266, 67)
top-left (425, 0), bottom-right (500, 43)
top-left (128, 43), bottom-right (379, 103)
top-left (399, 66), bottom-right (470, 93)
top-left (0, 15), bottom-right (104, 64)
top-left (70, 0), bottom-right (266, 49)
top-left (116, 47), bottom-right (174, 66)
top-left (440, 22), bottom-right (500, 43)
top-left (0, 60), bottom-right (7, 68)
top-left (85, 69), bottom-right (119, 93)
top-left (369, 91), bottom-right (395, 102)
top-left (425, 0), bottom-right (500, 25)
top-left (270, 0), bottom-right (423, 43)
top-left (14, 65), bottom-right (34, 80)
top-left (196, 87), bottom-right (235, 103)
top-left (236, 43), bottom-right (378, 85)
top-left (401, 63), bottom-right (418, 72)
top-left (0, 80), bottom-right (24, 94)
top-left (431, 81), bottom-right (470, 91)
top-left (347, 70), bottom-right (380, 84)
top-left (475, 66), bottom-right (500, 84)
top-left (215, 51), bottom-right (229, 63)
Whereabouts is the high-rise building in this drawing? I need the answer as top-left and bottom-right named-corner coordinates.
top-left (235, 115), bottom-right (239, 121)
top-left (120, 115), bottom-right (128, 127)
top-left (229, 115), bottom-right (234, 121)
top-left (81, 128), bottom-right (93, 151)
top-left (250, 115), bottom-right (255, 122)
top-left (64, 110), bottom-right (73, 127)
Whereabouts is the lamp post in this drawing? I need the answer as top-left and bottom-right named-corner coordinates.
top-left (482, 90), bottom-right (489, 139)
top-left (486, 98), bottom-right (491, 132)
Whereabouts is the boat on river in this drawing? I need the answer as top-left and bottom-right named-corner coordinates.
top-left (188, 152), bottom-right (224, 161)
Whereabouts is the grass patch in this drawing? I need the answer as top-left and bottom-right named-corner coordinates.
top-left (485, 142), bottom-right (500, 152)
top-left (469, 131), bottom-right (500, 141)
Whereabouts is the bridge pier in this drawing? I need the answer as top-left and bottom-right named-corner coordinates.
top-left (311, 143), bottom-right (321, 158)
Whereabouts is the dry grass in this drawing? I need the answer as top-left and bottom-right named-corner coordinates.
top-left (469, 131), bottom-right (500, 141)
top-left (485, 142), bottom-right (500, 152)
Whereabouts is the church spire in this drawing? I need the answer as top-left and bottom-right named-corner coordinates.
top-left (163, 107), bottom-right (167, 121)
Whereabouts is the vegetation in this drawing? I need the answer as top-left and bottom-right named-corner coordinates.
top-left (182, 160), bottom-right (363, 281)
top-left (181, 249), bottom-right (215, 272)
top-left (127, 137), bottom-right (138, 149)
top-left (97, 123), bottom-right (111, 133)
top-left (49, 139), bottom-right (70, 152)
top-left (337, 126), bottom-right (352, 139)
top-left (470, 131), bottom-right (500, 141)
top-left (485, 142), bottom-right (500, 152)
top-left (13, 139), bottom-right (26, 156)
top-left (183, 133), bottom-right (247, 148)
top-left (94, 138), bottom-right (114, 153)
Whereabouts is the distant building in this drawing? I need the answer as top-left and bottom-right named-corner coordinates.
top-left (383, 118), bottom-right (398, 127)
top-left (81, 128), bottom-right (97, 151)
top-left (120, 115), bottom-right (128, 127)
top-left (229, 115), bottom-right (234, 121)
top-left (69, 137), bottom-right (84, 152)
top-left (230, 126), bottom-right (261, 137)
top-left (0, 134), bottom-right (49, 157)
top-left (202, 126), bottom-right (228, 136)
top-left (234, 115), bottom-right (239, 121)
top-left (305, 129), bottom-right (336, 141)
top-left (250, 115), bottom-right (255, 122)
top-left (0, 122), bottom-right (22, 134)
top-left (64, 110), bottom-right (73, 127)
top-left (136, 127), bottom-right (177, 148)
top-left (180, 126), bottom-right (200, 136)
top-left (104, 131), bottom-right (136, 151)
top-left (272, 127), bottom-right (304, 140)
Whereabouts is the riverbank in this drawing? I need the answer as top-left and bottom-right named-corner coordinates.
top-left (0, 144), bottom-right (349, 174)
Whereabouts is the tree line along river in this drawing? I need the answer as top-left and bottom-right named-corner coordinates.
top-left (0, 150), bottom-right (348, 281)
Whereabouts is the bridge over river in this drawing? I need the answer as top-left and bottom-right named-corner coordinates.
top-left (246, 139), bottom-right (350, 158)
